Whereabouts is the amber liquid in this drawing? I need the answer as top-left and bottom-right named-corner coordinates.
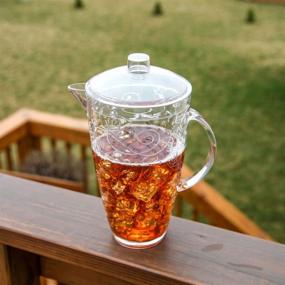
top-left (92, 125), bottom-right (184, 242)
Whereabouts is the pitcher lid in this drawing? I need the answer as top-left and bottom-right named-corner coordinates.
top-left (86, 53), bottom-right (192, 108)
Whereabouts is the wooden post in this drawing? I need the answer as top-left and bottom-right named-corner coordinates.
top-left (18, 136), bottom-right (41, 165)
top-left (80, 145), bottom-right (88, 193)
top-left (65, 142), bottom-right (72, 158)
top-left (8, 247), bottom-right (41, 285)
top-left (50, 138), bottom-right (57, 162)
top-left (0, 246), bottom-right (40, 285)
top-left (0, 245), bottom-right (11, 285)
top-left (64, 141), bottom-right (72, 179)
top-left (192, 208), bottom-right (199, 221)
top-left (0, 153), bottom-right (3, 169)
top-left (4, 147), bottom-right (13, 170)
top-left (175, 195), bottom-right (183, 217)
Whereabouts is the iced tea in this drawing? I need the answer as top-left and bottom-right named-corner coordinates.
top-left (92, 125), bottom-right (184, 243)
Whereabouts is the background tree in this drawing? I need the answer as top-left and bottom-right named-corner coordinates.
top-left (74, 0), bottom-right (84, 9)
top-left (246, 8), bottom-right (256, 24)
top-left (152, 2), bottom-right (163, 16)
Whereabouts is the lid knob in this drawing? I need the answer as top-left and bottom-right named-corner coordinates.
top-left (127, 53), bottom-right (150, 73)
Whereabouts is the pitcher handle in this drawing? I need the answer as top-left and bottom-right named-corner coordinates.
top-left (177, 108), bottom-right (217, 192)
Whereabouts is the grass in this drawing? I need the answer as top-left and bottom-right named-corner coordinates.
top-left (0, 0), bottom-right (284, 242)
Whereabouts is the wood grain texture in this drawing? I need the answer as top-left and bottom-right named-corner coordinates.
top-left (180, 165), bottom-right (272, 240)
top-left (0, 245), bottom-right (11, 285)
top-left (41, 257), bottom-right (134, 285)
top-left (0, 174), bottom-right (284, 285)
top-left (26, 109), bottom-right (90, 146)
top-left (0, 109), bottom-right (29, 151)
top-left (0, 170), bottom-right (84, 192)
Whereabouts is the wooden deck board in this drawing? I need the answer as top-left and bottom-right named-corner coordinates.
top-left (0, 174), bottom-right (284, 285)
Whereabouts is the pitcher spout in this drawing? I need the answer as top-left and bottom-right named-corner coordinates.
top-left (68, 83), bottom-right (87, 110)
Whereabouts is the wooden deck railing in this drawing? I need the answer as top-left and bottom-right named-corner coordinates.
top-left (0, 109), bottom-right (272, 241)
top-left (0, 175), bottom-right (284, 285)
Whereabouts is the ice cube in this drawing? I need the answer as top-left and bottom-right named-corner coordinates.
top-left (164, 184), bottom-right (177, 201)
top-left (121, 170), bottom-right (138, 185)
top-left (100, 170), bottom-right (111, 180)
top-left (111, 206), bottom-right (135, 235)
top-left (112, 215), bottom-right (133, 233)
top-left (101, 160), bottom-right (111, 169)
top-left (115, 196), bottom-right (139, 215)
top-left (113, 181), bottom-right (126, 195)
top-left (132, 182), bottom-right (157, 202)
top-left (135, 213), bottom-right (157, 230)
top-left (144, 198), bottom-right (159, 212)
top-left (151, 167), bottom-right (170, 184)
top-left (101, 191), bottom-right (116, 211)
top-left (151, 166), bottom-right (169, 180)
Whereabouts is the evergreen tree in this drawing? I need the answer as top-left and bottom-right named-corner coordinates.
top-left (74, 0), bottom-right (84, 9)
top-left (246, 8), bottom-right (256, 24)
top-left (152, 2), bottom-right (163, 16)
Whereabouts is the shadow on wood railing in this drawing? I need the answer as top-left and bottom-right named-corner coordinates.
top-left (0, 109), bottom-right (272, 241)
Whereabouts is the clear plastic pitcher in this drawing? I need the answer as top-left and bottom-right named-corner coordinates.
top-left (68, 53), bottom-right (216, 249)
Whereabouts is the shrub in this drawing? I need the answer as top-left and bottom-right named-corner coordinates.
top-left (20, 151), bottom-right (83, 182)
top-left (152, 2), bottom-right (163, 16)
top-left (74, 0), bottom-right (84, 9)
top-left (246, 8), bottom-right (256, 24)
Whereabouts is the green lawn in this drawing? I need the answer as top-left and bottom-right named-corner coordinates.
top-left (0, 0), bottom-right (284, 241)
